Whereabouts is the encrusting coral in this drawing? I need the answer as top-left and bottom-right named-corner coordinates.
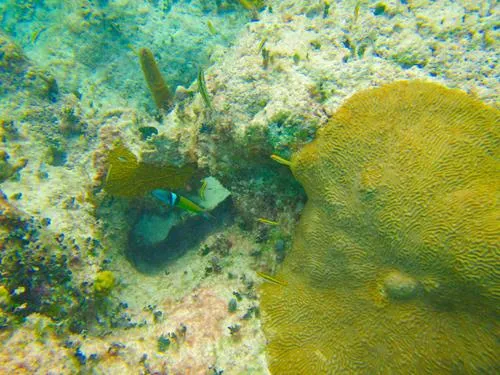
top-left (260, 80), bottom-right (500, 374)
top-left (94, 271), bottom-right (116, 295)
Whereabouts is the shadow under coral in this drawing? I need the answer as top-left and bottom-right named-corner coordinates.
top-left (125, 198), bottom-right (234, 274)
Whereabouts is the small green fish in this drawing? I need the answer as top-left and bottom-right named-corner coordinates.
top-left (199, 179), bottom-right (208, 200)
top-left (31, 26), bottom-right (47, 44)
top-left (207, 20), bottom-right (217, 35)
top-left (197, 68), bottom-right (212, 110)
top-left (257, 217), bottom-right (279, 226)
top-left (270, 154), bottom-right (292, 167)
top-left (256, 271), bottom-right (288, 286)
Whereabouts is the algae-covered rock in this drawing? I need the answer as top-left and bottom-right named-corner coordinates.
top-left (0, 192), bottom-right (78, 323)
top-left (0, 31), bottom-right (58, 100)
top-left (260, 81), bottom-right (500, 373)
top-left (382, 270), bottom-right (419, 300)
top-left (0, 31), bottom-right (27, 74)
top-left (94, 270), bottom-right (116, 295)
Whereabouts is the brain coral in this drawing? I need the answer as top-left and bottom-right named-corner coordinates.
top-left (260, 81), bottom-right (500, 374)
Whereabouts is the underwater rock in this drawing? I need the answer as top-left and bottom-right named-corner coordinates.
top-left (260, 81), bottom-right (500, 374)
top-left (0, 313), bottom-right (78, 373)
top-left (126, 177), bottom-right (233, 272)
top-left (132, 213), bottom-right (178, 247)
top-left (0, 31), bottom-right (28, 79)
top-left (0, 151), bottom-right (27, 183)
top-left (0, 191), bottom-right (79, 324)
top-left (383, 270), bottom-right (419, 300)
top-left (131, 176), bottom-right (231, 247)
top-left (0, 190), bottom-right (26, 227)
top-left (58, 93), bottom-right (84, 135)
top-left (0, 31), bottom-right (58, 100)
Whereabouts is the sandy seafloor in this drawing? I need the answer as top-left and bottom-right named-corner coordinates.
top-left (0, 0), bottom-right (498, 374)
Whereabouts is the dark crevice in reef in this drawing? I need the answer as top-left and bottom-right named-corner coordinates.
top-left (125, 197), bottom-right (235, 273)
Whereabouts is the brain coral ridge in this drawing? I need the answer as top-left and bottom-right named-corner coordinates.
top-left (260, 80), bottom-right (500, 374)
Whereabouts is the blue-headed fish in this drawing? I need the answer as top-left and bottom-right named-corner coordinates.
top-left (152, 189), bottom-right (213, 218)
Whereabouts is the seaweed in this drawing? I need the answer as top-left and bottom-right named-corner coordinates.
top-left (104, 143), bottom-right (194, 197)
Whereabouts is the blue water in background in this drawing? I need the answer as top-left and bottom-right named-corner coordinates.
top-left (0, 0), bottom-right (247, 108)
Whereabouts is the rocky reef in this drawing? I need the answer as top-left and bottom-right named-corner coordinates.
top-left (260, 80), bottom-right (499, 373)
top-left (0, 0), bottom-right (498, 373)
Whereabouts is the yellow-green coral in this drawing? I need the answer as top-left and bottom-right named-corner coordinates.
top-left (238, 0), bottom-right (266, 11)
top-left (94, 271), bottom-right (115, 295)
top-left (260, 81), bottom-right (500, 374)
top-left (104, 143), bottom-right (195, 197)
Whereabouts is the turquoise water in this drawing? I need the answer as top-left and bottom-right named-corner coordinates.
top-left (0, 1), bottom-right (498, 374)
top-left (1, 0), bottom-right (248, 109)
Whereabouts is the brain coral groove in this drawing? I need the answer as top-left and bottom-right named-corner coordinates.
top-left (260, 81), bottom-right (499, 374)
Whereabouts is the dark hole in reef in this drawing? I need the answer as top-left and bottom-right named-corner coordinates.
top-left (125, 197), bottom-right (235, 273)
top-left (48, 147), bottom-right (67, 166)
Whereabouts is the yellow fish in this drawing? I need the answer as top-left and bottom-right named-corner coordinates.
top-left (270, 154), bottom-right (292, 167)
top-left (257, 217), bottom-right (279, 226)
top-left (256, 271), bottom-right (288, 286)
